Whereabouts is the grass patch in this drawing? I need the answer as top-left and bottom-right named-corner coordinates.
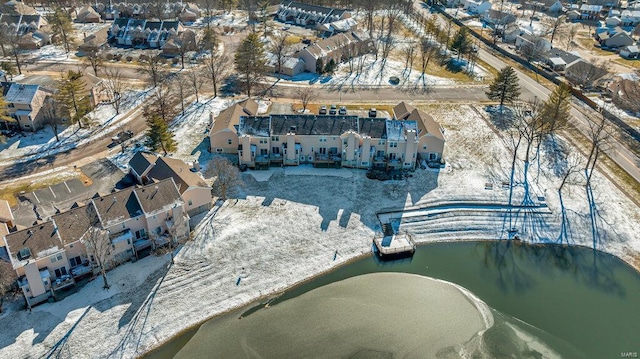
top-left (575, 37), bottom-right (614, 56)
top-left (613, 58), bottom-right (640, 69)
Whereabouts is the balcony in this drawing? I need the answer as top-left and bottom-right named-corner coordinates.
top-left (52, 275), bottom-right (75, 291)
top-left (270, 153), bottom-right (283, 163)
top-left (255, 155), bottom-right (270, 164)
top-left (314, 152), bottom-right (341, 163)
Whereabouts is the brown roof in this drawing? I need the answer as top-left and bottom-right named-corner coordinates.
top-left (406, 108), bottom-right (445, 141)
top-left (77, 6), bottom-right (101, 22)
top-left (129, 151), bottom-right (158, 177)
top-left (147, 157), bottom-right (209, 193)
top-left (210, 99), bottom-right (259, 134)
top-left (134, 178), bottom-right (182, 215)
top-left (0, 199), bottom-right (13, 222)
top-left (51, 205), bottom-right (97, 246)
top-left (0, 223), bottom-right (9, 239)
top-left (4, 221), bottom-right (62, 262)
top-left (393, 102), bottom-right (415, 120)
top-left (91, 187), bottom-right (143, 227)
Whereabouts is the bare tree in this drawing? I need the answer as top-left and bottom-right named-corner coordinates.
top-left (145, 80), bottom-right (180, 123)
top-left (418, 39), bottom-right (437, 87)
top-left (564, 25), bottom-right (578, 51)
top-left (270, 33), bottom-right (290, 78)
top-left (188, 68), bottom-right (205, 103)
top-left (81, 226), bottom-right (113, 289)
top-left (520, 35), bottom-right (549, 63)
top-left (511, 100), bottom-right (545, 205)
top-left (547, 15), bottom-right (566, 47)
top-left (206, 157), bottom-right (244, 200)
top-left (203, 52), bottom-right (230, 98)
top-left (402, 41), bottom-right (416, 78)
top-left (554, 150), bottom-right (583, 244)
top-left (0, 259), bottom-right (16, 313)
top-left (102, 67), bottom-right (130, 115)
top-left (83, 46), bottom-right (103, 76)
top-left (565, 60), bottom-right (609, 89)
top-left (298, 87), bottom-right (317, 113)
top-left (42, 97), bottom-right (64, 142)
top-left (138, 52), bottom-right (167, 88)
top-left (173, 73), bottom-right (191, 116)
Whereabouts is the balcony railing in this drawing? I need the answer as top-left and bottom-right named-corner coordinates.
top-left (52, 275), bottom-right (75, 291)
top-left (255, 155), bottom-right (270, 164)
top-left (314, 153), bottom-right (342, 163)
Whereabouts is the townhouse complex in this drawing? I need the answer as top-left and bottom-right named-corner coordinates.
top-left (2, 179), bottom-right (190, 308)
top-left (210, 101), bottom-right (445, 170)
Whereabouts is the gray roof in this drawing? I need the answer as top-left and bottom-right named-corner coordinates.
top-left (133, 178), bottom-right (182, 215)
top-left (91, 187), bottom-right (143, 227)
top-left (51, 205), bottom-right (97, 246)
top-left (386, 120), bottom-right (418, 141)
top-left (269, 115), bottom-right (359, 136)
top-left (129, 151), bottom-right (158, 177)
top-left (280, 1), bottom-right (346, 17)
top-left (543, 48), bottom-right (581, 65)
top-left (147, 157), bottom-right (209, 193)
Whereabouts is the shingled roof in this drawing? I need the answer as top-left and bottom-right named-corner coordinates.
top-left (406, 108), bottom-right (445, 141)
top-left (91, 187), bottom-right (143, 227)
top-left (129, 151), bottom-right (158, 177)
top-left (51, 205), bottom-right (97, 246)
top-left (4, 221), bottom-right (62, 262)
top-left (133, 178), bottom-right (182, 215)
top-left (210, 99), bottom-right (258, 134)
top-left (147, 157), bottom-right (208, 194)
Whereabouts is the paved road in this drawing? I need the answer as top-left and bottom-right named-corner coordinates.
top-left (413, 1), bottom-right (640, 183)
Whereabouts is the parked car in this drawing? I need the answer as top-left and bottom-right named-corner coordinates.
top-left (319, 105), bottom-right (327, 115)
top-left (329, 105), bottom-right (337, 115)
top-left (369, 108), bottom-right (377, 118)
top-left (338, 106), bottom-right (347, 115)
top-left (112, 130), bottom-right (134, 144)
top-left (302, 38), bottom-right (311, 45)
top-left (389, 76), bottom-right (400, 85)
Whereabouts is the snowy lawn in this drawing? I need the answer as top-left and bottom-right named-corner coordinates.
top-left (1, 104), bottom-right (638, 358)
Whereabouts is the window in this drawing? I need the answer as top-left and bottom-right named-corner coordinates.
top-left (319, 147), bottom-right (327, 154)
top-left (260, 139), bottom-right (268, 144)
top-left (271, 136), bottom-right (279, 142)
top-left (69, 256), bottom-right (82, 267)
top-left (429, 153), bottom-right (437, 160)
top-left (227, 139), bottom-right (233, 145)
top-left (260, 148), bottom-right (268, 156)
top-left (389, 153), bottom-right (397, 160)
top-left (378, 140), bottom-right (385, 145)
top-left (319, 138), bottom-right (327, 142)
top-left (389, 142), bottom-right (397, 148)
top-left (54, 267), bottom-right (68, 278)
top-left (272, 147), bottom-right (280, 154)
top-left (24, 124), bottom-right (31, 128)
top-left (361, 161), bottom-right (369, 166)
top-left (216, 148), bottom-right (223, 153)
top-left (51, 254), bottom-right (63, 263)
top-left (135, 229), bottom-right (146, 239)
top-left (188, 200), bottom-right (193, 206)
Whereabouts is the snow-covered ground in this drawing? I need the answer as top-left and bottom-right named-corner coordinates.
top-left (24, 45), bottom-right (74, 62)
top-left (590, 97), bottom-right (639, 121)
top-left (0, 90), bottom-right (150, 167)
top-left (1, 104), bottom-right (638, 358)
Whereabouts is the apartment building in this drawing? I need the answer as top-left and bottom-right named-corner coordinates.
top-left (110, 18), bottom-right (184, 48)
top-left (2, 179), bottom-right (188, 308)
top-left (235, 105), bottom-right (445, 170)
top-left (276, 1), bottom-right (351, 28)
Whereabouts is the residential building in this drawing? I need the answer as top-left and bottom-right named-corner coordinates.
top-left (0, 199), bottom-right (14, 229)
top-left (83, 73), bottom-right (112, 106)
top-left (516, 33), bottom-right (552, 59)
top-left (603, 31), bottom-right (634, 48)
top-left (565, 60), bottom-right (609, 88)
top-left (146, 157), bottom-right (212, 217)
top-left (579, 4), bottom-right (603, 19)
top-left (621, 9), bottom-right (640, 25)
top-left (2, 83), bottom-right (50, 131)
top-left (276, 1), bottom-right (351, 28)
top-left (464, 0), bottom-right (493, 14)
top-left (2, 179), bottom-right (189, 308)
top-left (235, 102), bottom-right (445, 170)
top-left (266, 55), bottom-right (306, 77)
top-left (567, 9), bottom-right (581, 20)
top-left (482, 9), bottom-right (516, 26)
top-left (209, 98), bottom-right (259, 154)
top-left (78, 27), bottom-right (109, 54)
top-left (75, 6), bottom-right (101, 23)
top-left (608, 78), bottom-right (640, 115)
top-left (298, 32), bottom-right (374, 73)
top-left (179, 3), bottom-right (202, 23)
top-left (129, 151), bottom-right (159, 184)
top-left (619, 44), bottom-right (639, 58)
top-left (547, 0), bottom-right (564, 13)
top-left (318, 17), bottom-right (358, 37)
top-left (606, 15), bottom-right (622, 26)
top-left (110, 18), bottom-right (184, 48)
top-left (0, 14), bottom-right (49, 49)
top-left (541, 48), bottom-right (582, 72)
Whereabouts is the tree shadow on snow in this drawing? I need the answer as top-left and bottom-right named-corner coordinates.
top-left (239, 168), bottom-right (440, 231)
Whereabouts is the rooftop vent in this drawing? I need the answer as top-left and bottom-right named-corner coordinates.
top-left (17, 247), bottom-right (32, 261)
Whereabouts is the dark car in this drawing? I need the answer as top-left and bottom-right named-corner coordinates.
top-left (338, 106), bottom-right (347, 115)
top-left (112, 130), bottom-right (134, 144)
top-left (319, 105), bottom-right (327, 115)
top-left (329, 105), bottom-right (337, 115)
top-left (369, 108), bottom-right (377, 118)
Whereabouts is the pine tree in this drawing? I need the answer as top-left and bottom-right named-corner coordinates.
top-left (47, 7), bottom-right (74, 53)
top-left (200, 27), bottom-right (218, 53)
top-left (486, 66), bottom-right (521, 109)
top-left (234, 32), bottom-right (267, 97)
top-left (0, 93), bottom-right (14, 131)
top-left (57, 70), bottom-right (91, 129)
top-left (540, 83), bottom-right (572, 134)
top-left (145, 114), bottom-right (176, 155)
top-left (450, 27), bottom-right (471, 60)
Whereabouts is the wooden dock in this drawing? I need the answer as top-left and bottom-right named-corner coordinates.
top-left (373, 232), bottom-right (416, 259)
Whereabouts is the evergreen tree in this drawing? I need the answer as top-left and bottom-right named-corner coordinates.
top-left (316, 58), bottom-right (324, 74)
top-left (324, 58), bottom-right (337, 74)
top-left (234, 32), bottom-right (267, 97)
top-left (540, 83), bottom-right (572, 134)
top-left (0, 93), bottom-right (14, 131)
top-left (200, 27), bottom-right (218, 53)
top-left (145, 114), bottom-right (176, 155)
top-left (450, 27), bottom-right (471, 60)
top-left (47, 7), bottom-right (74, 53)
top-left (57, 70), bottom-right (91, 129)
top-left (486, 66), bottom-right (521, 109)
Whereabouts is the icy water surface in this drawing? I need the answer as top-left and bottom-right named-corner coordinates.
top-left (148, 241), bottom-right (640, 358)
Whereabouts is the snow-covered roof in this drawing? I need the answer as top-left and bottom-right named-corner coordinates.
top-left (549, 57), bottom-right (566, 66)
top-left (4, 83), bottom-right (39, 104)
